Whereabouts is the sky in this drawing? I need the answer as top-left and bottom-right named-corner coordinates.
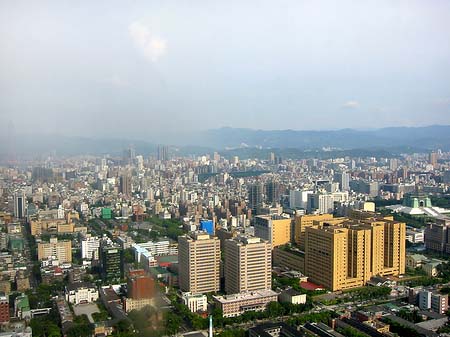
top-left (1, 0), bottom-right (450, 141)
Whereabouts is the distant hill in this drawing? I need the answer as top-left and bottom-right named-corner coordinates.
top-left (0, 125), bottom-right (448, 159)
top-left (189, 125), bottom-right (450, 150)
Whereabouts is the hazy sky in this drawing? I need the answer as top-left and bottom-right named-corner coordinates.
top-left (1, 0), bottom-right (450, 140)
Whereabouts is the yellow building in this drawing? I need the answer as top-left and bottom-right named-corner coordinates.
top-left (178, 232), bottom-right (221, 294)
top-left (293, 214), bottom-right (335, 250)
top-left (272, 246), bottom-right (305, 273)
top-left (304, 217), bottom-right (405, 291)
top-left (38, 237), bottom-right (72, 263)
top-left (30, 219), bottom-right (74, 236)
top-left (254, 215), bottom-right (291, 248)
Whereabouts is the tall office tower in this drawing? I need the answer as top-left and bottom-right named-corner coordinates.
top-left (265, 180), bottom-right (280, 205)
top-left (14, 192), bottom-right (26, 219)
top-left (178, 232), bottom-right (221, 293)
top-left (119, 174), bottom-right (132, 197)
top-left (224, 236), bottom-right (271, 294)
top-left (127, 269), bottom-right (155, 299)
top-left (101, 242), bottom-right (123, 281)
top-left (304, 218), bottom-right (405, 291)
top-left (269, 152), bottom-right (275, 164)
top-left (429, 151), bottom-right (438, 169)
top-left (294, 214), bottom-right (335, 249)
top-left (157, 145), bottom-right (169, 161)
top-left (248, 183), bottom-right (263, 214)
top-left (254, 215), bottom-right (291, 248)
top-left (307, 193), bottom-right (334, 214)
top-left (333, 172), bottom-right (350, 191)
top-left (38, 237), bottom-right (72, 263)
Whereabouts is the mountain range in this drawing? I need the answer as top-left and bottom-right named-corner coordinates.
top-left (1, 125), bottom-right (449, 159)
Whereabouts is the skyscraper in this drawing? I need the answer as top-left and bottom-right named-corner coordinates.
top-left (248, 183), bottom-right (263, 214)
top-left (224, 236), bottom-right (271, 294)
top-left (157, 145), bottom-right (169, 161)
top-left (265, 180), bottom-right (280, 205)
top-left (14, 192), bottom-right (26, 219)
top-left (429, 151), bottom-right (438, 169)
top-left (119, 174), bottom-right (132, 197)
top-left (178, 232), bottom-right (221, 294)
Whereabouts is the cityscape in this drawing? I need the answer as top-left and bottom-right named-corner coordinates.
top-left (1, 1), bottom-right (450, 337)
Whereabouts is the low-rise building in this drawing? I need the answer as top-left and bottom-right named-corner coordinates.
top-left (278, 288), bottom-right (307, 305)
top-left (213, 290), bottom-right (278, 318)
top-left (65, 282), bottom-right (99, 305)
top-left (182, 292), bottom-right (208, 313)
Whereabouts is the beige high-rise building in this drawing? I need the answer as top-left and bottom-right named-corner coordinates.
top-left (294, 214), bottom-right (335, 250)
top-left (304, 217), bottom-right (405, 291)
top-left (38, 237), bottom-right (72, 263)
top-left (254, 215), bottom-right (291, 248)
top-left (178, 232), bottom-right (220, 294)
top-left (224, 236), bottom-right (271, 294)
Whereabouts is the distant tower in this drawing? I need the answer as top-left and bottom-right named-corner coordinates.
top-left (429, 151), bottom-right (438, 169)
top-left (333, 172), bottom-right (350, 191)
top-left (157, 145), bottom-right (169, 161)
top-left (119, 174), bottom-right (132, 197)
top-left (14, 192), bottom-right (26, 219)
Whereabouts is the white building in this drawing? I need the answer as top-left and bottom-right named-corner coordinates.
top-left (278, 289), bottom-right (307, 305)
top-left (182, 292), bottom-right (208, 313)
top-left (81, 235), bottom-right (100, 260)
top-left (419, 290), bottom-right (432, 310)
top-left (65, 282), bottom-right (99, 305)
top-left (289, 190), bottom-right (312, 209)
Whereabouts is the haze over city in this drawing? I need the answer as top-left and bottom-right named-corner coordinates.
top-left (1, 0), bottom-right (450, 142)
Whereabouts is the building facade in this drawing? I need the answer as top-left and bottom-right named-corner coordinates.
top-left (224, 236), bottom-right (271, 294)
top-left (178, 232), bottom-right (220, 293)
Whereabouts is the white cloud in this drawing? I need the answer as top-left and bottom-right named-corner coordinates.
top-left (129, 21), bottom-right (167, 62)
top-left (342, 100), bottom-right (360, 109)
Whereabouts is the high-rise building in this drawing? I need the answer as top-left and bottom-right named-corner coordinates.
top-left (307, 193), bottom-right (334, 214)
top-left (429, 151), bottom-right (438, 169)
top-left (333, 172), bottom-right (350, 191)
top-left (178, 232), bottom-right (221, 293)
top-left (265, 181), bottom-right (280, 205)
top-left (294, 214), bottom-right (335, 249)
top-left (289, 190), bottom-right (313, 210)
top-left (38, 237), bottom-right (72, 263)
top-left (101, 243), bottom-right (123, 281)
top-left (254, 215), bottom-right (291, 248)
top-left (119, 174), bottom-right (132, 197)
top-left (224, 236), bottom-right (271, 294)
top-left (14, 192), bottom-right (26, 219)
top-left (157, 145), bottom-right (169, 161)
top-left (304, 217), bottom-right (405, 291)
top-left (248, 183), bottom-right (263, 214)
